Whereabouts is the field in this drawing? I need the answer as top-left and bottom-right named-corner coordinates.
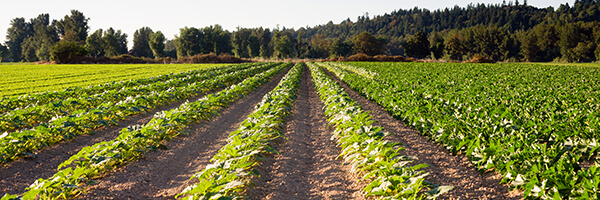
top-left (0, 62), bottom-right (598, 199)
top-left (0, 64), bottom-right (224, 98)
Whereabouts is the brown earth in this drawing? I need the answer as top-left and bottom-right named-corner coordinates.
top-left (248, 66), bottom-right (366, 200)
top-left (0, 91), bottom-right (217, 195)
top-left (322, 68), bottom-right (523, 200)
top-left (76, 67), bottom-right (290, 199)
top-left (1, 64), bottom-right (522, 200)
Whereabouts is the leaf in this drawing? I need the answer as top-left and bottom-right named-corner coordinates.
top-left (425, 185), bottom-right (454, 199)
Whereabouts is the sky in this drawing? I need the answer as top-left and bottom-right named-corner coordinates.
top-left (1, 0), bottom-right (574, 48)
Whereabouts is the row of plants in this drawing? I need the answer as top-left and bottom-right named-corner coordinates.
top-left (307, 62), bottom-right (452, 199)
top-left (0, 63), bottom-right (277, 165)
top-left (0, 64), bottom-right (232, 115)
top-left (0, 64), bottom-right (226, 99)
top-left (1, 63), bottom-right (289, 200)
top-left (324, 62), bottom-right (600, 199)
top-left (0, 63), bottom-right (258, 133)
top-left (177, 62), bottom-right (303, 199)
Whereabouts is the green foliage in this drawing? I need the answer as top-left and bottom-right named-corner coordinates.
top-left (132, 27), bottom-right (154, 58)
top-left (2, 63), bottom-right (287, 199)
top-left (85, 29), bottom-right (104, 57)
top-left (353, 31), bottom-right (386, 56)
top-left (102, 28), bottom-right (128, 57)
top-left (178, 63), bottom-right (300, 199)
top-left (309, 62), bottom-right (452, 199)
top-left (149, 31), bottom-right (166, 58)
top-left (329, 61), bottom-right (600, 199)
top-left (329, 38), bottom-right (353, 57)
top-left (6, 17), bottom-right (28, 62)
top-left (273, 30), bottom-right (295, 59)
top-left (0, 44), bottom-right (8, 62)
top-left (55, 10), bottom-right (89, 44)
top-left (404, 31), bottom-right (430, 58)
top-left (0, 63), bottom-right (272, 166)
top-left (49, 41), bottom-right (88, 64)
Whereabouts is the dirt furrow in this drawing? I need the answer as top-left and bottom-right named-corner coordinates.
top-left (323, 69), bottom-right (523, 200)
top-left (0, 92), bottom-right (216, 195)
top-left (76, 67), bottom-right (289, 199)
top-left (249, 66), bottom-right (365, 200)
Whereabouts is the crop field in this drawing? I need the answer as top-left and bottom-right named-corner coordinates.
top-left (0, 64), bottom-right (224, 98)
top-left (0, 62), bottom-right (598, 199)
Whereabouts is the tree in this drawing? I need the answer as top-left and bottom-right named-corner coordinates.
top-left (50, 41), bottom-right (88, 63)
top-left (330, 39), bottom-right (353, 57)
top-left (132, 27), bottom-right (154, 58)
top-left (86, 29), bottom-right (105, 57)
top-left (175, 27), bottom-right (202, 58)
top-left (20, 14), bottom-right (59, 62)
top-left (232, 28), bottom-right (251, 58)
top-left (520, 31), bottom-right (541, 61)
top-left (55, 10), bottom-right (89, 44)
top-left (404, 31), bottom-right (430, 58)
top-left (102, 28), bottom-right (128, 57)
top-left (164, 39), bottom-right (177, 58)
top-left (353, 31), bottom-right (386, 56)
top-left (444, 34), bottom-right (465, 60)
top-left (6, 17), bottom-right (28, 61)
top-left (0, 44), bottom-right (9, 62)
top-left (272, 31), bottom-right (294, 59)
top-left (430, 32), bottom-right (445, 59)
top-left (258, 28), bottom-right (272, 58)
top-left (149, 31), bottom-right (165, 58)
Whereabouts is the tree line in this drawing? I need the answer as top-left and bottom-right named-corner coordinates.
top-left (1, 0), bottom-right (600, 63)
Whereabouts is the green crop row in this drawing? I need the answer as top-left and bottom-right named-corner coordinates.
top-left (177, 62), bottom-right (303, 199)
top-left (0, 64), bottom-right (224, 98)
top-left (1, 63), bottom-right (289, 200)
top-left (324, 62), bottom-right (600, 199)
top-left (308, 62), bottom-right (452, 199)
top-left (0, 63), bottom-right (276, 165)
top-left (0, 63), bottom-right (258, 133)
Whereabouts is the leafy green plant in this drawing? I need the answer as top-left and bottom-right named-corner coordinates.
top-left (1, 63), bottom-right (289, 200)
top-left (322, 61), bottom-right (600, 199)
top-left (177, 62), bottom-right (303, 199)
top-left (307, 62), bottom-right (452, 199)
top-left (0, 63), bottom-right (277, 165)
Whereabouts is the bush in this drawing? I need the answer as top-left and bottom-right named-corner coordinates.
top-left (50, 41), bottom-right (88, 64)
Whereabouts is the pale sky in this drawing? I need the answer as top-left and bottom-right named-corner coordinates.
top-left (1, 0), bottom-right (573, 48)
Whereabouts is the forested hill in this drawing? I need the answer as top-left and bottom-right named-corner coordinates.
top-left (299, 0), bottom-right (600, 41)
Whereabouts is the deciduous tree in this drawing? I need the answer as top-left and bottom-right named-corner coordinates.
top-left (149, 31), bottom-right (165, 58)
top-left (132, 27), bottom-right (154, 58)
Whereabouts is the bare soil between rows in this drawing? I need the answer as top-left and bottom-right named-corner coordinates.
top-left (0, 90), bottom-right (222, 195)
top-left (322, 68), bottom-right (523, 200)
top-left (76, 67), bottom-right (290, 199)
top-left (248, 66), bottom-right (365, 199)
top-left (2, 65), bottom-right (526, 199)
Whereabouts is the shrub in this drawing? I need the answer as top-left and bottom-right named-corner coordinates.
top-left (50, 41), bottom-right (88, 64)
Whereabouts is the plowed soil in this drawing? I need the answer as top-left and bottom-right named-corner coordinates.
top-left (0, 91), bottom-right (217, 195)
top-left (1, 65), bottom-right (519, 200)
top-left (249, 66), bottom-right (365, 199)
top-left (322, 68), bottom-right (522, 200)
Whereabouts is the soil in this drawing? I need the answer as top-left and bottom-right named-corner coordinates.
top-left (0, 91), bottom-right (216, 195)
top-left (322, 69), bottom-right (523, 200)
top-left (1, 65), bottom-right (523, 200)
top-left (248, 66), bottom-right (366, 200)
top-left (76, 67), bottom-right (289, 199)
